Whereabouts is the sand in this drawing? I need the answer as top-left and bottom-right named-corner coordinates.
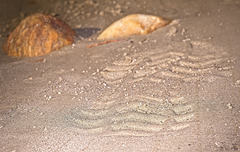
top-left (0, 0), bottom-right (239, 151)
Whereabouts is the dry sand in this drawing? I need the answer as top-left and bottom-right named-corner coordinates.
top-left (0, 0), bottom-right (239, 151)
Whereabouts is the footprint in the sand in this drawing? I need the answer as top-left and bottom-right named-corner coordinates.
top-left (99, 41), bottom-right (234, 84)
top-left (67, 41), bottom-right (234, 136)
top-left (69, 91), bottom-right (195, 136)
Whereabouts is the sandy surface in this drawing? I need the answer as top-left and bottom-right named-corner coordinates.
top-left (0, 0), bottom-right (240, 151)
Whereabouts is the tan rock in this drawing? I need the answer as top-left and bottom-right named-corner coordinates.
top-left (3, 13), bottom-right (76, 57)
top-left (97, 14), bottom-right (171, 40)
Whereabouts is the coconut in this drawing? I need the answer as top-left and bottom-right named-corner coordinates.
top-left (3, 13), bottom-right (76, 57)
top-left (97, 14), bottom-right (171, 40)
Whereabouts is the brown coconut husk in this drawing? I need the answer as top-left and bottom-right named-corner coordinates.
top-left (3, 13), bottom-right (76, 57)
top-left (97, 14), bottom-right (171, 40)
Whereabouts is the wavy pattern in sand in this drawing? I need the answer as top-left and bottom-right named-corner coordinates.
top-left (68, 41), bottom-right (234, 136)
top-left (69, 92), bottom-right (195, 136)
top-left (99, 44), bottom-right (234, 84)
